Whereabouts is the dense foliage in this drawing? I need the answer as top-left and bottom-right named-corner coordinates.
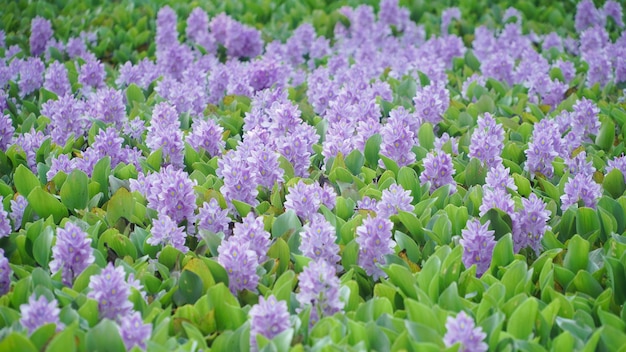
top-left (1, 0), bottom-right (626, 351)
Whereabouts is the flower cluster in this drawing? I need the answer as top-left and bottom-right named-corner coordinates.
top-left (413, 83), bottom-right (449, 125)
top-left (419, 149), bottom-right (456, 194)
top-left (249, 295), bottom-right (291, 352)
top-left (356, 215), bottom-right (395, 280)
top-left (376, 183), bottom-right (415, 218)
top-left (88, 263), bottom-right (134, 321)
top-left (443, 311), bottom-right (488, 352)
top-left (296, 260), bottom-right (344, 325)
top-left (512, 194), bottom-right (551, 254)
top-left (20, 294), bottom-right (63, 334)
top-left (217, 235), bottom-right (259, 293)
top-left (285, 180), bottom-right (337, 222)
top-left (479, 163), bottom-right (515, 217)
top-left (299, 214), bottom-right (342, 271)
top-left (30, 17), bottom-right (53, 56)
top-left (186, 118), bottom-right (224, 158)
top-left (146, 102), bottom-right (184, 168)
top-left (0, 197), bottom-right (10, 239)
top-left (148, 212), bottom-right (188, 253)
top-left (119, 311), bottom-right (152, 351)
top-left (0, 248), bottom-right (11, 296)
top-left (469, 113), bottom-right (504, 168)
top-left (197, 198), bottom-right (231, 236)
top-left (232, 212), bottom-right (271, 263)
top-left (137, 165), bottom-right (197, 225)
top-left (49, 222), bottom-right (95, 286)
top-left (460, 219), bottom-right (496, 277)
top-left (380, 106), bottom-right (417, 167)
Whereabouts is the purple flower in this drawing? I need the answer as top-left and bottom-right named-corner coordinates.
top-left (143, 165), bottom-right (197, 225)
top-left (41, 93), bottom-right (86, 145)
top-left (88, 263), bottom-right (133, 321)
top-left (148, 213), bottom-right (188, 253)
top-left (460, 219), bottom-right (496, 277)
top-left (217, 150), bottom-right (259, 209)
top-left (87, 87), bottom-right (126, 129)
top-left (78, 54), bottom-right (106, 90)
top-left (300, 214), bottom-right (341, 271)
top-left (575, 0), bottom-right (604, 32)
top-left (585, 51), bottom-right (612, 88)
top-left (91, 127), bottom-right (125, 168)
top-left (46, 154), bottom-right (74, 180)
top-left (249, 295), bottom-right (291, 352)
top-left (217, 235), bottom-right (259, 293)
top-left (604, 1), bottom-right (624, 27)
top-left (197, 198), bottom-right (231, 236)
top-left (248, 147), bottom-right (284, 189)
top-left (186, 119), bottom-right (224, 158)
top-left (233, 213), bottom-right (271, 263)
top-left (30, 17), bottom-right (53, 56)
top-left (525, 119), bottom-right (561, 178)
top-left (119, 311), bottom-right (152, 351)
top-left (357, 196), bottom-right (378, 211)
top-left (43, 61), bottom-right (71, 97)
top-left (285, 180), bottom-right (323, 222)
top-left (156, 6), bottom-right (178, 51)
top-left (356, 215), bottom-right (395, 280)
top-left (443, 311), bottom-right (487, 352)
top-left (20, 294), bottom-right (63, 334)
top-left (441, 7), bottom-right (461, 34)
top-left (123, 118), bottom-right (146, 141)
top-left (413, 83), bottom-right (449, 125)
top-left (296, 260), bottom-right (344, 325)
top-left (18, 57), bottom-right (45, 97)
top-left (146, 102), bottom-right (184, 168)
top-left (186, 8), bottom-right (211, 46)
top-left (376, 184), bottom-right (415, 218)
top-left (0, 114), bottom-right (14, 151)
top-left (15, 129), bottom-right (47, 173)
top-left (485, 163), bottom-right (516, 192)
top-left (512, 194), bottom-right (551, 254)
top-left (0, 196), bottom-right (11, 238)
top-left (49, 222), bottom-right (95, 286)
top-left (0, 248), bottom-right (11, 296)
top-left (469, 113), bottom-right (504, 168)
top-left (66, 36), bottom-right (87, 59)
top-left (561, 173), bottom-right (603, 211)
top-left (380, 107), bottom-right (417, 168)
top-left (419, 150), bottom-right (456, 194)
top-left (565, 152), bottom-right (594, 177)
top-left (479, 187), bottom-right (515, 217)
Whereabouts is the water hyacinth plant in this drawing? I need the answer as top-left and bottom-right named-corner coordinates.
top-left (0, 0), bottom-right (626, 351)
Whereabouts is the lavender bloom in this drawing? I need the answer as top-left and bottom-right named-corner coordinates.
top-left (357, 196), bottom-right (378, 211)
top-left (300, 214), bottom-right (341, 271)
top-left (561, 173), bottom-right (603, 211)
top-left (485, 163), bottom-right (516, 192)
top-left (479, 186), bottom-right (515, 217)
top-left (0, 197), bottom-right (9, 239)
top-left (78, 54), bottom-right (106, 90)
top-left (217, 150), bottom-right (259, 209)
top-left (285, 180), bottom-right (322, 222)
top-left (20, 294), bottom-right (63, 334)
top-left (460, 219), bottom-right (496, 277)
top-left (148, 213), bottom-right (188, 253)
top-left (585, 51), bottom-right (612, 88)
top-left (525, 119), bottom-right (561, 178)
top-left (197, 198), bottom-right (231, 236)
top-left (296, 260), bottom-right (343, 325)
top-left (146, 102), bottom-right (184, 168)
top-left (575, 0), bottom-right (604, 32)
top-left (142, 165), bottom-right (197, 225)
top-left (606, 154), bottom-right (626, 182)
top-left (18, 57), bottom-right (45, 97)
top-left (49, 222), bottom-right (95, 286)
top-left (15, 129), bottom-right (46, 172)
top-left (419, 150), bottom-right (456, 194)
top-left (512, 194), bottom-right (551, 254)
top-left (356, 215), bottom-right (395, 280)
top-left (0, 248), bottom-right (10, 295)
top-left (74, 148), bottom-right (99, 177)
top-left (30, 17), bottom-right (53, 56)
top-left (43, 61), bottom-right (71, 97)
top-left (249, 146), bottom-right (284, 189)
top-left (233, 213), bottom-right (271, 263)
top-left (46, 154), bottom-right (74, 180)
top-left (376, 184), bottom-right (415, 218)
top-left (481, 52), bottom-right (514, 86)
top-left (119, 311), bottom-right (152, 351)
top-left (87, 87), bottom-right (126, 129)
top-left (0, 114), bottom-right (14, 151)
top-left (604, 1), bottom-right (624, 27)
top-left (186, 119), bottom-right (224, 158)
top-left (41, 93), bottom-right (86, 145)
top-left (217, 235), bottom-right (259, 293)
top-left (441, 7), bottom-right (461, 34)
top-left (565, 152), bottom-right (594, 176)
top-left (571, 98), bottom-right (600, 141)
top-left (88, 263), bottom-right (133, 321)
top-left (413, 83), bottom-right (449, 125)
top-left (469, 113), bottom-right (504, 168)
top-left (66, 36), bottom-right (87, 59)
top-left (542, 32), bottom-right (562, 52)
top-left (186, 8), bottom-right (212, 48)
top-left (380, 107), bottom-right (417, 167)
top-left (443, 311), bottom-right (488, 352)
top-left (91, 127), bottom-right (126, 168)
top-left (123, 118), bottom-right (146, 141)
top-left (249, 295), bottom-right (291, 352)
top-left (156, 6), bottom-right (178, 51)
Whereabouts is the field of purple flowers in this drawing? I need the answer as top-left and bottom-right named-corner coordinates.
top-left (1, 0), bottom-right (626, 350)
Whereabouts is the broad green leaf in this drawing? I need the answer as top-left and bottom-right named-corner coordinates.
top-left (85, 319), bottom-right (126, 352)
top-left (126, 83), bottom-right (145, 104)
top-left (563, 235), bottom-right (589, 273)
top-left (267, 238), bottom-right (290, 275)
top-left (33, 226), bottom-right (54, 268)
top-left (60, 169), bottom-right (89, 211)
top-left (508, 297), bottom-right (538, 339)
top-left (603, 169), bottom-right (626, 198)
top-left (27, 187), bottom-right (69, 223)
top-left (14, 164), bottom-right (40, 196)
top-left (0, 333), bottom-right (38, 352)
top-left (105, 187), bottom-right (135, 224)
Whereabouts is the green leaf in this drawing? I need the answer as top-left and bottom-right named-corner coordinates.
top-left (0, 333), bottom-right (38, 352)
top-left (603, 169), bottom-right (626, 198)
top-left (508, 297), bottom-right (538, 339)
top-left (33, 226), bottom-right (54, 268)
top-left (78, 298), bottom-right (99, 327)
top-left (232, 199), bottom-right (253, 218)
top-left (126, 83), bottom-right (145, 104)
top-left (271, 210), bottom-right (301, 239)
top-left (27, 187), bottom-right (69, 223)
top-left (60, 169), bottom-right (89, 211)
top-left (86, 319), bottom-right (126, 352)
top-left (395, 231), bottom-right (421, 263)
top-left (364, 134), bottom-right (382, 167)
top-left (405, 321), bottom-right (443, 346)
top-left (272, 270), bottom-right (295, 303)
top-left (30, 324), bottom-right (57, 351)
top-left (268, 238), bottom-right (290, 276)
top-left (345, 149), bottom-right (364, 175)
top-left (397, 167), bottom-right (421, 203)
top-left (418, 123), bottom-right (435, 151)
top-left (14, 164), bottom-right (41, 196)
top-left (595, 118), bottom-right (615, 151)
top-left (490, 233), bottom-right (515, 273)
top-left (563, 235), bottom-right (589, 273)
top-left (46, 325), bottom-right (76, 352)
top-left (174, 270), bottom-right (204, 306)
top-left (481, 209), bottom-right (512, 239)
top-left (464, 158), bottom-right (487, 187)
top-left (106, 187), bottom-right (135, 224)
top-left (92, 157), bottom-right (111, 202)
